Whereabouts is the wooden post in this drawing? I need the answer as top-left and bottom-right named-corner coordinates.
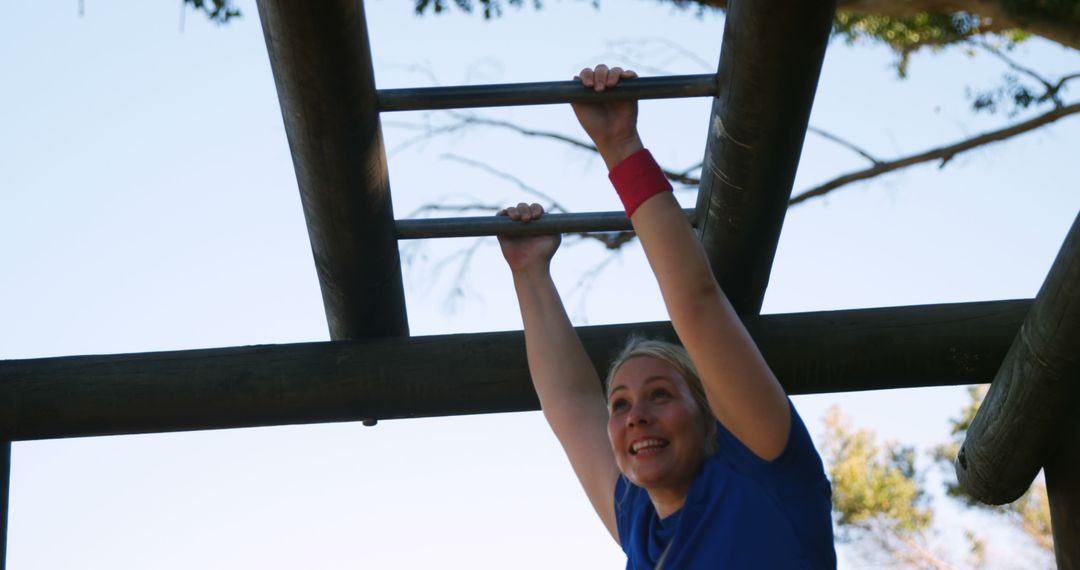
top-left (958, 213), bottom-right (1080, 504)
top-left (694, 0), bottom-right (837, 314)
top-left (1, 440), bottom-right (9, 570)
top-left (255, 0), bottom-right (408, 340)
top-left (0, 300), bottom-right (1026, 440)
top-left (1047, 413), bottom-right (1080, 568)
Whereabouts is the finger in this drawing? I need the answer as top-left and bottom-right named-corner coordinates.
top-left (517, 202), bottom-right (532, 222)
top-left (593, 64), bottom-right (609, 92)
top-left (622, 69), bottom-right (638, 79)
top-left (577, 67), bottom-right (594, 88)
top-left (506, 205), bottom-right (522, 221)
top-left (529, 203), bottom-right (544, 220)
top-left (607, 67), bottom-right (624, 88)
top-left (496, 208), bottom-right (508, 217)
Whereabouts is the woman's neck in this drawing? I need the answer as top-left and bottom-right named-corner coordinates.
top-left (647, 483), bottom-right (690, 519)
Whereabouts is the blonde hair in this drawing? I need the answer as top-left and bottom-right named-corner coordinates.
top-left (605, 336), bottom-right (719, 456)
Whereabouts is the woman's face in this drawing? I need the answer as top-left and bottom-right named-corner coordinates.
top-left (607, 356), bottom-right (707, 495)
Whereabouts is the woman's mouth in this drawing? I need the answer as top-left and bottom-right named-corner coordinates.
top-left (630, 438), bottom-right (669, 455)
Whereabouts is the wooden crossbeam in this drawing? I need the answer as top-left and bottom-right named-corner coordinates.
top-left (256, 0), bottom-right (408, 340)
top-left (694, 0), bottom-right (837, 314)
top-left (0, 300), bottom-right (1027, 441)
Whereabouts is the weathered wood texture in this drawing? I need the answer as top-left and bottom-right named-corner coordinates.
top-left (0, 300), bottom-right (1027, 441)
top-left (957, 213), bottom-right (1080, 504)
top-left (1047, 413), bottom-right (1080, 569)
top-left (694, 0), bottom-right (837, 314)
top-left (377, 74), bottom-right (717, 112)
top-left (256, 0), bottom-right (408, 340)
top-left (1, 441), bottom-right (8, 570)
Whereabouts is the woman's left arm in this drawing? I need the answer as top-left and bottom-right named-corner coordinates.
top-left (572, 64), bottom-right (791, 460)
top-left (632, 193), bottom-right (791, 461)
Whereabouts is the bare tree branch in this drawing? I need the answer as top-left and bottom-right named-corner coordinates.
top-left (450, 113), bottom-right (599, 153)
top-left (970, 39), bottom-right (1057, 95)
top-left (808, 126), bottom-right (883, 165)
top-left (444, 113), bottom-right (703, 186)
top-left (440, 153), bottom-right (568, 212)
top-left (598, 37), bottom-right (716, 75)
top-left (790, 102), bottom-right (1080, 206)
top-left (406, 202), bottom-right (504, 218)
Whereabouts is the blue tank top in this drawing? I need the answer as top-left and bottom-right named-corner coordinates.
top-left (614, 401), bottom-right (836, 569)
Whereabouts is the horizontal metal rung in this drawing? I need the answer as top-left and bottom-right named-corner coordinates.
top-left (395, 209), bottom-right (697, 240)
top-left (377, 74), bottom-right (718, 112)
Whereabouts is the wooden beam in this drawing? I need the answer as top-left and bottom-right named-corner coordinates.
top-left (957, 213), bottom-right (1080, 504)
top-left (1047, 413), bottom-right (1080, 569)
top-left (1, 441), bottom-right (8, 570)
top-left (0, 300), bottom-right (1026, 441)
top-left (694, 0), bottom-right (837, 314)
top-left (255, 0), bottom-right (408, 340)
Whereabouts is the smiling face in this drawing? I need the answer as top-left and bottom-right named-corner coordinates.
top-left (607, 356), bottom-right (708, 499)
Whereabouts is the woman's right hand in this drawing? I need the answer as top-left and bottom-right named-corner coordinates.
top-left (497, 202), bottom-right (561, 274)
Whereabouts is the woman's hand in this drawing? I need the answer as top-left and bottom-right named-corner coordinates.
top-left (571, 64), bottom-right (644, 170)
top-left (497, 202), bottom-right (561, 274)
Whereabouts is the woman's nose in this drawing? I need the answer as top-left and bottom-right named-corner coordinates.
top-left (627, 404), bottom-right (649, 427)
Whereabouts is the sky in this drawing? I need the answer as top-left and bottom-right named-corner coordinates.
top-left (1, 1), bottom-right (1078, 568)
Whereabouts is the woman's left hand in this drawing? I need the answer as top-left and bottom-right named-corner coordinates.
top-left (571, 64), bottom-right (644, 170)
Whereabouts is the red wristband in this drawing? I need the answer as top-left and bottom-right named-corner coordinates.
top-left (608, 149), bottom-right (673, 218)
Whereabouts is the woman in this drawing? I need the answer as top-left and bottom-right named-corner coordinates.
top-left (497, 65), bottom-right (836, 569)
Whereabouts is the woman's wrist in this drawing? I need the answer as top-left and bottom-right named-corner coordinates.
top-left (598, 134), bottom-right (644, 171)
top-left (608, 148), bottom-right (673, 218)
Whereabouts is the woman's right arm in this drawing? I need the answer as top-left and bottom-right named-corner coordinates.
top-left (498, 203), bottom-right (621, 542)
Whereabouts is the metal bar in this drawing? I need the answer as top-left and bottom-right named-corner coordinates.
top-left (694, 0), bottom-right (837, 314)
top-left (377, 74), bottom-right (717, 112)
top-left (394, 209), bottom-right (697, 240)
top-left (0, 300), bottom-right (1028, 441)
top-left (1, 441), bottom-right (8, 570)
top-left (256, 0), bottom-right (408, 340)
top-left (958, 213), bottom-right (1080, 504)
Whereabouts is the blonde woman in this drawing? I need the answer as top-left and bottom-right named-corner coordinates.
top-left (497, 65), bottom-right (836, 568)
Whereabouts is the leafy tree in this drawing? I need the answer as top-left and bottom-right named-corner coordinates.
top-left (931, 386), bottom-right (1054, 553)
top-left (823, 389), bottom-right (1054, 569)
top-left (412, 0), bottom-right (1080, 53)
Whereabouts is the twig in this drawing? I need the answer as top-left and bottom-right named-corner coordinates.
top-left (970, 40), bottom-right (1056, 94)
top-left (808, 126), bottom-right (883, 165)
top-left (790, 102), bottom-right (1080, 206)
top-left (446, 113), bottom-right (702, 185)
top-left (440, 153), bottom-right (568, 212)
top-left (406, 202), bottom-right (504, 218)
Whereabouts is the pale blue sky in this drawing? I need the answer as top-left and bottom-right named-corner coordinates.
top-left (2, 1), bottom-right (1077, 568)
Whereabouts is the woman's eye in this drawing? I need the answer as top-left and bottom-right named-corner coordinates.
top-left (651, 389), bottom-right (671, 400)
top-left (610, 399), bottom-right (629, 412)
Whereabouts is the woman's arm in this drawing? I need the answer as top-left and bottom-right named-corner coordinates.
top-left (497, 203), bottom-right (621, 541)
top-left (573, 66), bottom-right (792, 461)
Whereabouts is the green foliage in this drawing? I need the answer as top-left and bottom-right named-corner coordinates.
top-left (823, 406), bottom-right (932, 537)
top-left (414, 0), bottom-right (548, 19)
top-left (971, 74), bottom-right (1041, 116)
top-left (183, 0), bottom-right (240, 24)
top-left (931, 385), bottom-right (1054, 553)
top-left (832, 12), bottom-right (1008, 77)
